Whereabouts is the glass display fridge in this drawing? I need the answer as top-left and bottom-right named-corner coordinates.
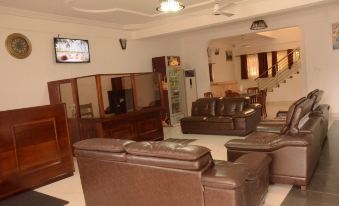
top-left (152, 56), bottom-right (187, 126)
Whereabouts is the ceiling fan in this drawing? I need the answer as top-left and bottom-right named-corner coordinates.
top-left (210, 0), bottom-right (235, 17)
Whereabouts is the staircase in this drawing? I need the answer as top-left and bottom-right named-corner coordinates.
top-left (255, 48), bottom-right (301, 92)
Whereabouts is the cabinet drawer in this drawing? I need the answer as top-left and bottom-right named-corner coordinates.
top-left (103, 124), bottom-right (136, 140)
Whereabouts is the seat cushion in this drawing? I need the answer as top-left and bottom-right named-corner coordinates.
top-left (206, 116), bottom-right (233, 123)
top-left (181, 116), bottom-right (208, 122)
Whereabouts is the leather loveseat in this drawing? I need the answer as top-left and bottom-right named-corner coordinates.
top-left (74, 139), bottom-right (271, 206)
top-left (181, 97), bottom-right (262, 136)
top-left (225, 94), bottom-right (329, 189)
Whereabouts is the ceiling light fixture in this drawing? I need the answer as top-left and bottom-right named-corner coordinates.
top-left (156, 0), bottom-right (185, 13)
top-left (250, 20), bottom-right (268, 30)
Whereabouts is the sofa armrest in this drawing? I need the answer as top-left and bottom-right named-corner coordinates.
top-left (202, 161), bottom-right (247, 190)
top-left (232, 108), bottom-right (255, 118)
top-left (256, 120), bottom-right (285, 133)
top-left (225, 133), bottom-right (310, 152)
top-left (248, 103), bottom-right (262, 110)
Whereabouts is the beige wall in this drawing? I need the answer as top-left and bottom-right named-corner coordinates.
top-left (180, 2), bottom-right (339, 114)
top-left (0, 13), bottom-right (181, 111)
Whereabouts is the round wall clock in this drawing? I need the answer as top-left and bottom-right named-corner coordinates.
top-left (6, 33), bottom-right (32, 59)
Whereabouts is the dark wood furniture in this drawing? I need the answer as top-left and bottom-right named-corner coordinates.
top-left (47, 73), bottom-right (164, 144)
top-left (203, 92), bottom-right (213, 98)
top-left (258, 89), bottom-right (268, 118)
top-left (225, 90), bottom-right (240, 97)
top-left (0, 104), bottom-right (74, 199)
top-left (247, 87), bottom-right (260, 103)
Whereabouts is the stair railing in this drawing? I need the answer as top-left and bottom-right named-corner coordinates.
top-left (255, 48), bottom-right (301, 91)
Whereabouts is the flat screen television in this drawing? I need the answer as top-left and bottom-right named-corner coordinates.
top-left (54, 38), bottom-right (90, 63)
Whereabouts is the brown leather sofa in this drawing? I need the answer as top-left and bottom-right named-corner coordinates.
top-left (74, 139), bottom-right (271, 206)
top-left (181, 97), bottom-right (262, 136)
top-left (225, 95), bottom-right (329, 189)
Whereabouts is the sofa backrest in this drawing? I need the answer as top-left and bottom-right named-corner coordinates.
top-left (287, 98), bottom-right (314, 134)
top-left (280, 97), bottom-right (307, 134)
top-left (191, 98), bottom-right (216, 117)
top-left (125, 141), bottom-right (213, 171)
top-left (307, 90), bottom-right (324, 111)
top-left (74, 139), bottom-right (213, 206)
top-left (215, 97), bottom-right (246, 116)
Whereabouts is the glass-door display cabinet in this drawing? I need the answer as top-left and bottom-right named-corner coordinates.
top-left (152, 56), bottom-right (187, 126)
top-left (47, 72), bottom-right (164, 144)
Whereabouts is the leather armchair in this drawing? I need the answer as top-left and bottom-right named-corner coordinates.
top-left (226, 96), bottom-right (329, 188)
top-left (181, 97), bottom-right (262, 136)
top-left (74, 139), bottom-right (271, 206)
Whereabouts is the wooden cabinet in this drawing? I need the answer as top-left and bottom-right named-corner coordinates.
top-left (47, 73), bottom-right (164, 143)
top-left (0, 104), bottom-right (74, 199)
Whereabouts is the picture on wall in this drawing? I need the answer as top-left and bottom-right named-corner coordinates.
top-left (332, 23), bottom-right (339, 50)
top-left (226, 51), bottom-right (233, 61)
top-left (215, 48), bottom-right (220, 55)
top-left (54, 38), bottom-right (90, 63)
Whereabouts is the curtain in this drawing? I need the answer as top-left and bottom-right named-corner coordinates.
top-left (240, 55), bottom-right (248, 79)
top-left (287, 49), bottom-right (294, 69)
top-left (272, 51), bottom-right (278, 77)
top-left (208, 63), bottom-right (214, 82)
top-left (246, 54), bottom-right (259, 79)
top-left (258, 52), bottom-right (268, 78)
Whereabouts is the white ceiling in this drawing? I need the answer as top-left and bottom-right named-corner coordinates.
top-left (209, 27), bottom-right (301, 48)
top-left (0, 0), bottom-right (335, 38)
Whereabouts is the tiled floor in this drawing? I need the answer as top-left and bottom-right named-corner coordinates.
top-left (33, 101), bottom-right (336, 206)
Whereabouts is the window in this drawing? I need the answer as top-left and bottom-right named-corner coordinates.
top-left (246, 54), bottom-right (259, 79)
top-left (277, 51), bottom-right (287, 71)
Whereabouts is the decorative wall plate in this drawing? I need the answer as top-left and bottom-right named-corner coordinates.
top-left (6, 33), bottom-right (32, 59)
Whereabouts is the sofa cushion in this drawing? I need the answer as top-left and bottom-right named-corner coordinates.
top-left (125, 141), bottom-right (211, 161)
top-left (215, 97), bottom-right (245, 116)
top-left (192, 98), bottom-right (216, 117)
top-left (73, 138), bottom-right (134, 153)
top-left (206, 116), bottom-right (233, 123)
top-left (181, 116), bottom-right (208, 123)
top-left (234, 153), bottom-right (271, 180)
top-left (202, 161), bottom-right (248, 189)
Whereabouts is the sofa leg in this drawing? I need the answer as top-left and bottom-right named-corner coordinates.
top-left (300, 186), bottom-right (307, 191)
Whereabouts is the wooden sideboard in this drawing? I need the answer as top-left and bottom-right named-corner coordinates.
top-left (68, 107), bottom-right (163, 142)
top-left (0, 104), bottom-right (74, 199)
top-left (47, 73), bottom-right (164, 143)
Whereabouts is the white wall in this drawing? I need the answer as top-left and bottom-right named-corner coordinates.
top-left (180, 2), bottom-right (339, 114)
top-left (208, 41), bottom-right (235, 83)
top-left (0, 13), bottom-right (181, 111)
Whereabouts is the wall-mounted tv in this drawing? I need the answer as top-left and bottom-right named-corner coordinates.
top-left (54, 38), bottom-right (90, 63)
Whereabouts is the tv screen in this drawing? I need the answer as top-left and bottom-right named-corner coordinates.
top-left (54, 38), bottom-right (90, 63)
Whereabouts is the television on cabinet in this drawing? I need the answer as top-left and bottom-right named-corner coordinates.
top-left (54, 38), bottom-right (90, 63)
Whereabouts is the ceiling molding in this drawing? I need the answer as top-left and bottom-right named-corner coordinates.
top-left (64, 0), bottom-right (216, 17)
top-left (0, 5), bottom-right (123, 30)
